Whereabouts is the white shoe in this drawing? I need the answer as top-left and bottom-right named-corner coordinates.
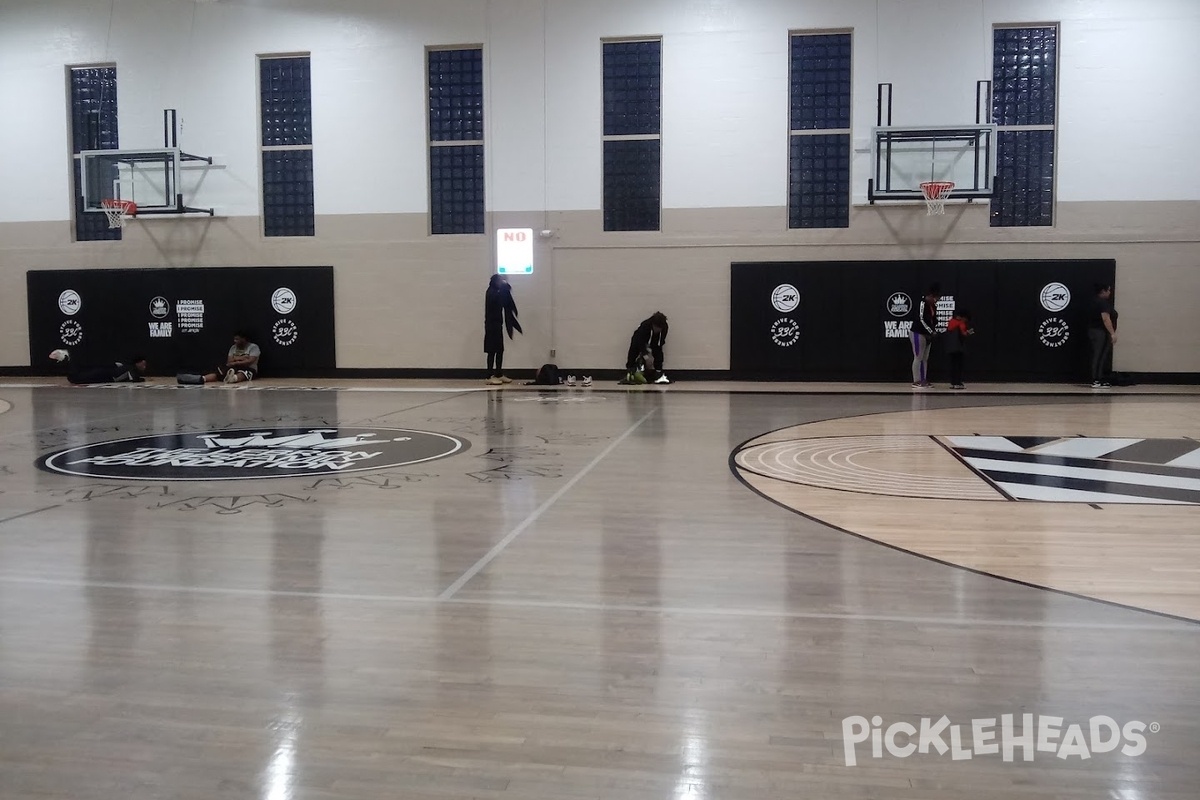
top-left (654, 373), bottom-right (670, 384)
top-left (224, 370), bottom-right (239, 383)
top-left (566, 374), bottom-right (577, 386)
top-left (49, 349), bottom-right (70, 362)
top-left (582, 376), bottom-right (592, 387)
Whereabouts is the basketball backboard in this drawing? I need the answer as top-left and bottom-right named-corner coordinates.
top-left (80, 147), bottom-right (214, 216)
top-left (868, 125), bottom-right (996, 203)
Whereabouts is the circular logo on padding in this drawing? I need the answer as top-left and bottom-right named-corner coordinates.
top-left (771, 284), bottom-right (800, 313)
top-left (1040, 282), bottom-right (1071, 312)
top-left (37, 427), bottom-right (468, 481)
top-left (58, 290), bottom-right (81, 316)
top-left (1039, 317), bottom-right (1070, 348)
top-left (272, 287), bottom-right (297, 315)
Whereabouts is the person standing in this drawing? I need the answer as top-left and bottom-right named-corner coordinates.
top-left (1088, 284), bottom-right (1118, 388)
top-left (484, 274), bottom-right (522, 385)
top-left (944, 309), bottom-right (974, 390)
top-left (909, 284), bottom-right (940, 388)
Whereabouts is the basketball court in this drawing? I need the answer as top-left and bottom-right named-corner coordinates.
top-left (1, 380), bottom-right (1198, 799)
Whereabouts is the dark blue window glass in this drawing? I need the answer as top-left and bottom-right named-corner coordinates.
top-left (991, 26), bottom-right (1057, 227)
top-left (991, 130), bottom-right (1054, 227)
top-left (70, 67), bottom-right (119, 242)
top-left (788, 33), bottom-right (851, 229)
top-left (260, 57), bottom-right (313, 146)
top-left (603, 40), bottom-right (661, 136)
top-left (992, 27), bottom-right (1057, 127)
top-left (430, 145), bottom-right (485, 235)
top-left (260, 56), bottom-right (314, 237)
top-left (790, 33), bottom-right (852, 131)
top-left (262, 150), bottom-right (315, 237)
top-left (603, 40), bottom-right (661, 231)
top-left (788, 134), bottom-right (851, 229)
top-left (428, 49), bottom-right (484, 142)
top-left (603, 139), bottom-right (660, 232)
top-left (428, 48), bottom-right (484, 234)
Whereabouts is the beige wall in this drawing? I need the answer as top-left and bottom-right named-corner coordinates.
top-left (2, 200), bottom-right (1197, 374)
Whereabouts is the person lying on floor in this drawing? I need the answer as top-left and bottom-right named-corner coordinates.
top-left (49, 349), bottom-right (147, 384)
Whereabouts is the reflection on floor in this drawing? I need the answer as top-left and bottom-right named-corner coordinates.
top-left (0, 385), bottom-right (1197, 800)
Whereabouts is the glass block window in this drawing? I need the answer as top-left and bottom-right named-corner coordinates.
top-left (262, 150), bottom-right (315, 237)
top-left (991, 26), bottom-right (1058, 227)
top-left (602, 39), bottom-right (661, 232)
top-left (428, 47), bottom-right (484, 235)
top-left (788, 134), bottom-right (851, 229)
top-left (789, 32), bottom-right (852, 229)
top-left (259, 55), bottom-right (315, 237)
top-left (69, 66), bottom-right (120, 242)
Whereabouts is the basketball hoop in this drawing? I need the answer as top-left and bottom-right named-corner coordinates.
top-left (101, 198), bottom-right (137, 228)
top-left (919, 181), bottom-right (955, 216)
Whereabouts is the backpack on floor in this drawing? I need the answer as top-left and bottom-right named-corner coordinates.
top-left (531, 363), bottom-right (561, 385)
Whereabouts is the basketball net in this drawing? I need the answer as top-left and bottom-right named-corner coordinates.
top-left (101, 198), bottom-right (137, 229)
top-left (919, 181), bottom-right (954, 216)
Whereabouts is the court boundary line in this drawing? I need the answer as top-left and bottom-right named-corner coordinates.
top-left (727, 404), bottom-right (1200, 628)
top-left (0, 575), bottom-right (1186, 631)
top-left (437, 407), bottom-right (659, 600)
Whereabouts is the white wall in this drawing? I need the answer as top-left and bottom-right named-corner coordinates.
top-left (0, 0), bottom-right (1198, 373)
top-left (1, 0), bottom-right (1198, 224)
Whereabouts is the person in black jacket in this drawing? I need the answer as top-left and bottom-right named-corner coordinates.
top-left (484, 274), bottom-right (522, 385)
top-left (49, 349), bottom-right (147, 384)
top-left (1088, 284), bottom-right (1118, 388)
top-left (625, 312), bottom-right (669, 384)
top-left (909, 284), bottom-right (941, 388)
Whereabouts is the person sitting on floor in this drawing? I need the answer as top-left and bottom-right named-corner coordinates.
top-left (177, 330), bottom-right (261, 385)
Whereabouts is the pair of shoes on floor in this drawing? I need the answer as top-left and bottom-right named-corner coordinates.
top-left (564, 375), bottom-right (594, 387)
top-left (224, 370), bottom-right (239, 384)
top-left (950, 383), bottom-right (966, 390)
top-left (49, 349), bottom-right (70, 362)
top-left (1091, 381), bottom-right (1112, 389)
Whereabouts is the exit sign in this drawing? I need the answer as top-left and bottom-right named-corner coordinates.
top-left (496, 228), bottom-right (533, 274)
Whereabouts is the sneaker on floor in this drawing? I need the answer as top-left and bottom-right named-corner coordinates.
top-left (48, 349), bottom-right (70, 362)
top-left (581, 376), bottom-right (592, 387)
top-left (911, 382), bottom-right (926, 389)
top-left (499, 375), bottom-right (513, 384)
top-left (951, 383), bottom-right (965, 390)
top-left (565, 374), bottom-right (577, 386)
top-left (1101, 382), bottom-right (1112, 388)
top-left (223, 370), bottom-right (239, 383)
top-left (1091, 381), bottom-right (1104, 389)
top-left (486, 376), bottom-right (504, 385)
top-left (654, 373), bottom-right (670, 384)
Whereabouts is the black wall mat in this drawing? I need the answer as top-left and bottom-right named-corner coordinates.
top-left (730, 259), bottom-right (1116, 382)
top-left (28, 266), bottom-right (335, 376)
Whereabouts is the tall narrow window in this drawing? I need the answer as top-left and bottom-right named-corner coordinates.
top-left (428, 47), bottom-right (484, 235)
top-left (991, 25), bottom-right (1058, 227)
top-left (602, 39), bottom-right (661, 232)
top-left (69, 66), bottom-right (119, 242)
top-left (788, 32), bottom-right (852, 229)
top-left (259, 55), bottom-right (315, 237)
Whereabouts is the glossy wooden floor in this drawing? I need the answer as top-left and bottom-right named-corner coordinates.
top-left (1, 384), bottom-right (1198, 799)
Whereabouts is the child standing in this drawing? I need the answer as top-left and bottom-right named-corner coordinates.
top-left (944, 309), bottom-right (974, 390)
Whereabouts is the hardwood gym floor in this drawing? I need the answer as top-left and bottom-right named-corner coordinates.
top-left (0, 383), bottom-right (1197, 799)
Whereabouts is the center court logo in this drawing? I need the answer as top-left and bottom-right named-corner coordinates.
top-left (1040, 282), bottom-right (1071, 312)
top-left (842, 714), bottom-right (1156, 766)
top-left (771, 284), bottom-right (800, 313)
top-left (37, 427), bottom-right (468, 481)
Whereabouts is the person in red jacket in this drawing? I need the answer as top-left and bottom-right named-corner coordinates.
top-left (944, 309), bottom-right (974, 390)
